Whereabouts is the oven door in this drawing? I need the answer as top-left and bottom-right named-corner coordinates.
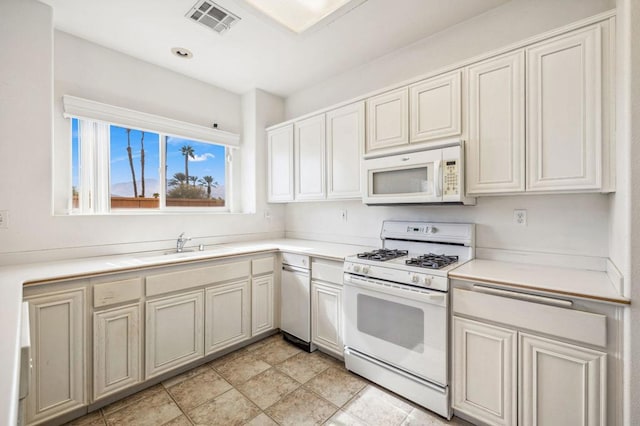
top-left (343, 273), bottom-right (448, 386)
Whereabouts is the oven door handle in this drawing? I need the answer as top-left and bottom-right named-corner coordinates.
top-left (344, 274), bottom-right (447, 307)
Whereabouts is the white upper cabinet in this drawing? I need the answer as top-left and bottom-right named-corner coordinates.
top-left (326, 102), bottom-right (365, 199)
top-left (268, 18), bottom-right (613, 198)
top-left (526, 25), bottom-right (602, 192)
top-left (366, 87), bottom-right (409, 153)
top-left (295, 114), bottom-right (326, 200)
top-left (267, 124), bottom-right (294, 202)
top-left (410, 70), bottom-right (462, 144)
top-left (467, 51), bottom-right (525, 194)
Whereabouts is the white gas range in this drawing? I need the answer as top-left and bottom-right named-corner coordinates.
top-left (342, 220), bottom-right (475, 419)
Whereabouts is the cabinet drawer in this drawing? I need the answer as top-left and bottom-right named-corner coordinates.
top-left (453, 288), bottom-right (606, 347)
top-left (252, 257), bottom-right (274, 275)
top-left (281, 252), bottom-right (309, 269)
top-left (94, 278), bottom-right (142, 308)
top-left (146, 260), bottom-right (250, 297)
top-left (311, 259), bottom-right (343, 284)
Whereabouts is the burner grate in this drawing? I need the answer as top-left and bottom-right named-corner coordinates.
top-left (405, 253), bottom-right (459, 269)
top-left (356, 249), bottom-right (408, 261)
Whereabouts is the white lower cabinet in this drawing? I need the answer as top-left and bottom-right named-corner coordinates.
top-left (145, 290), bottom-right (204, 379)
top-left (519, 333), bottom-right (607, 426)
top-left (453, 316), bottom-right (607, 426)
top-left (25, 288), bottom-right (86, 425)
top-left (452, 317), bottom-right (517, 426)
top-left (311, 280), bottom-right (343, 356)
top-left (205, 280), bottom-right (250, 354)
top-left (252, 274), bottom-right (275, 335)
top-left (22, 253), bottom-right (276, 425)
top-left (93, 304), bottom-right (142, 400)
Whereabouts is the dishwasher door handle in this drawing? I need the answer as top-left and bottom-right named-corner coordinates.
top-left (282, 265), bottom-right (309, 274)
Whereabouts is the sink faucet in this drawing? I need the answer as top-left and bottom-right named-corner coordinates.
top-left (176, 232), bottom-right (191, 252)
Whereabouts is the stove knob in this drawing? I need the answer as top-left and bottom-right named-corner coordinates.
top-left (362, 266), bottom-right (370, 274)
top-left (411, 274), bottom-right (419, 283)
top-left (423, 276), bottom-right (432, 286)
top-left (353, 265), bottom-right (361, 273)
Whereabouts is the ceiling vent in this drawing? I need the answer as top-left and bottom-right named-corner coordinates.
top-left (186, 1), bottom-right (240, 35)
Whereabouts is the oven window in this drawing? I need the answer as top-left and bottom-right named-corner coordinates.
top-left (371, 166), bottom-right (433, 195)
top-left (357, 294), bottom-right (424, 352)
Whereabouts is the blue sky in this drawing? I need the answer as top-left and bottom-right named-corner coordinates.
top-left (72, 119), bottom-right (226, 195)
top-left (165, 136), bottom-right (226, 188)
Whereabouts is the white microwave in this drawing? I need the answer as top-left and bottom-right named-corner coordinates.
top-left (362, 142), bottom-right (475, 205)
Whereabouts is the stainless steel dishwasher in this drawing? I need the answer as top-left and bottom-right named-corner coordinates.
top-left (280, 253), bottom-right (315, 352)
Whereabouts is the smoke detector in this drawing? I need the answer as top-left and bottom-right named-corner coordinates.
top-left (186, 1), bottom-right (241, 35)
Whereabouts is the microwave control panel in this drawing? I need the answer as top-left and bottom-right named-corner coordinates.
top-left (443, 160), bottom-right (459, 196)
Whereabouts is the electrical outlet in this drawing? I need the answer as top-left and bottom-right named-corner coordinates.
top-left (0, 210), bottom-right (8, 229)
top-left (339, 209), bottom-right (348, 222)
top-left (514, 209), bottom-right (527, 226)
top-left (263, 209), bottom-right (271, 221)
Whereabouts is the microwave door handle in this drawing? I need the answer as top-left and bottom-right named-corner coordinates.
top-left (434, 160), bottom-right (443, 198)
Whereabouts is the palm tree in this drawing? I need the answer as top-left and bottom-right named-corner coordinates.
top-left (168, 172), bottom-right (187, 187)
top-left (139, 131), bottom-right (145, 197)
top-left (198, 176), bottom-right (218, 198)
top-left (189, 175), bottom-right (198, 187)
top-left (126, 128), bottom-right (138, 197)
top-left (180, 145), bottom-right (195, 182)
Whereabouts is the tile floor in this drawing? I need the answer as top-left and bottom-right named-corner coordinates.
top-left (67, 334), bottom-right (472, 426)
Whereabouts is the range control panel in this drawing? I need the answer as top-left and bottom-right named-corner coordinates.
top-left (443, 160), bottom-right (459, 196)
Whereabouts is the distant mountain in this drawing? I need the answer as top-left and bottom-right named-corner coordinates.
top-left (111, 179), bottom-right (160, 198)
top-left (209, 184), bottom-right (225, 199)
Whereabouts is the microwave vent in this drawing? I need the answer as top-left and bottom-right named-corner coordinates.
top-left (186, 1), bottom-right (240, 35)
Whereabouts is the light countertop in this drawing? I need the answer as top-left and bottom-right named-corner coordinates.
top-left (449, 259), bottom-right (629, 305)
top-left (0, 238), bottom-right (373, 426)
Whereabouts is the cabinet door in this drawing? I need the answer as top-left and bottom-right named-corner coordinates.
top-left (252, 275), bottom-right (275, 335)
top-left (467, 52), bottom-right (525, 194)
top-left (526, 25), bottom-right (602, 192)
top-left (326, 102), bottom-right (364, 199)
top-left (267, 124), bottom-right (294, 202)
top-left (519, 333), bottom-right (606, 426)
top-left (410, 70), bottom-right (462, 143)
top-left (452, 317), bottom-right (517, 426)
top-left (205, 280), bottom-right (250, 354)
top-left (145, 291), bottom-right (204, 379)
top-left (25, 289), bottom-right (85, 425)
top-left (366, 87), bottom-right (409, 152)
top-left (295, 114), bottom-right (326, 200)
top-left (94, 304), bottom-right (142, 400)
top-left (311, 281), bottom-right (343, 356)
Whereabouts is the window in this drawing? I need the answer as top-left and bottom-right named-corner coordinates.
top-left (71, 118), bottom-right (229, 213)
top-left (165, 137), bottom-right (226, 208)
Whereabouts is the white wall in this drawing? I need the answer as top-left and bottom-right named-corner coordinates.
top-left (0, 2), bottom-right (286, 265)
top-left (622, 0), bottom-right (640, 421)
top-left (241, 89), bottom-right (287, 216)
top-left (283, 0), bottom-right (615, 261)
top-left (285, 0), bottom-right (615, 118)
top-left (285, 195), bottom-right (610, 259)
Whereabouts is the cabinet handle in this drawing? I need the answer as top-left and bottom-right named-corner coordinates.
top-left (472, 285), bottom-right (573, 307)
